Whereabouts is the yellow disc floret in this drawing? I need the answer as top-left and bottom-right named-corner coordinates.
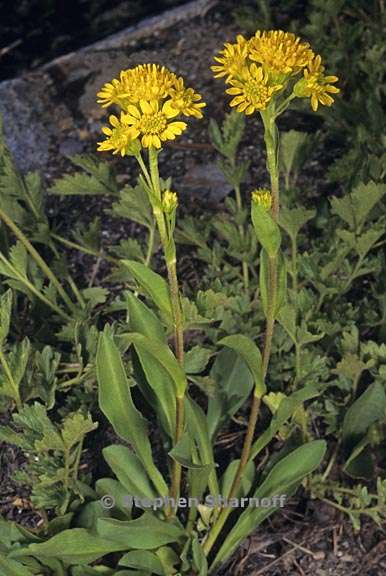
top-left (251, 188), bottom-right (272, 210)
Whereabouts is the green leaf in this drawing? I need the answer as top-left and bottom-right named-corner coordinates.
top-left (251, 204), bottom-right (281, 257)
top-left (126, 293), bottom-right (166, 343)
top-left (0, 289), bottom-right (12, 345)
top-left (279, 207), bottom-right (315, 242)
top-left (280, 130), bottom-right (310, 183)
top-left (186, 397), bottom-right (219, 497)
top-left (0, 555), bottom-right (34, 576)
top-left (97, 513), bottom-right (185, 550)
top-left (49, 171), bottom-right (113, 196)
top-left (103, 445), bottom-right (156, 500)
top-left (110, 182), bottom-right (153, 229)
top-left (20, 529), bottom-right (126, 564)
top-left (208, 348), bottom-right (254, 439)
top-left (121, 332), bottom-right (187, 397)
top-left (119, 550), bottom-right (164, 575)
top-left (61, 412), bottom-right (97, 450)
top-left (221, 459), bottom-right (255, 499)
top-left (96, 328), bottom-right (168, 497)
top-left (218, 334), bottom-right (265, 397)
top-left (212, 440), bottom-right (326, 570)
top-left (184, 346), bottom-right (213, 375)
top-left (342, 382), bottom-right (386, 449)
top-left (169, 432), bottom-right (208, 470)
top-left (330, 182), bottom-right (385, 232)
top-left (122, 260), bottom-right (172, 320)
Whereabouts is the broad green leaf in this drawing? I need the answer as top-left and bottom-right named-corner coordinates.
top-left (186, 397), bottom-right (219, 497)
top-left (103, 445), bottom-right (156, 500)
top-left (251, 204), bottom-right (281, 257)
top-left (121, 332), bottom-right (187, 396)
top-left (342, 382), bottom-right (386, 449)
top-left (119, 550), bottom-right (164, 575)
top-left (218, 334), bottom-right (265, 397)
top-left (95, 478), bottom-right (132, 518)
top-left (208, 348), bottom-right (254, 440)
top-left (96, 328), bottom-right (168, 497)
top-left (97, 514), bottom-right (185, 550)
top-left (122, 260), bottom-right (172, 320)
top-left (212, 440), bottom-right (326, 570)
top-left (126, 293), bottom-right (166, 343)
top-left (20, 529), bottom-right (126, 564)
top-left (0, 556), bottom-right (34, 576)
top-left (260, 249), bottom-right (285, 319)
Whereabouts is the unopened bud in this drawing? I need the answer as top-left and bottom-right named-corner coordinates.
top-left (162, 190), bottom-right (178, 213)
top-left (251, 188), bottom-right (272, 210)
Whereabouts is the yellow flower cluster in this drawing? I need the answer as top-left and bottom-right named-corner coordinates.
top-left (251, 188), bottom-right (272, 210)
top-left (97, 64), bottom-right (205, 153)
top-left (212, 30), bottom-right (339, 114)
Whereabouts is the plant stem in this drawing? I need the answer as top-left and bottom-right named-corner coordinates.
top-left (51, 233), bottom-right (117, 263)
top-left (0, 348), bottom-right (22, 410)
top-left (202, 394), bottom-right (261, 556)
top-left (146, 148), bottom-right (185, 513)
top-left (234, 183), bottom-right (249, 290)
top-left (0, 208), bottom-right (75, 313)
top-left (144, 222), bottom-right (156, 266)
top-left (204, 110), bottom-right (281, 558)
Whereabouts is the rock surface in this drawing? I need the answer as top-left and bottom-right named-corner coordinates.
top-left (0, 0), bottom-right (220, 176)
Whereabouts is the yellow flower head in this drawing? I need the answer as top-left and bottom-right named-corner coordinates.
top-left (213, 30), bottom-right (339, 116)
top-left (226, 64), bottom-right (282, 114)
top-left (97, 114), bottom-right (140, 156)
top-left (211, 34), bottom-right (250, 81)
top-left (168, 78), bottom-right (206, 118)
top-left (249, 30), bottom-right (314, 79)
top-left (97, 64), bottom-right (204, 153)
top-left (251, 188), bottom-right (272, 210)
top-left (296, 54), bottom-right (340, 111)
top-left (162, 190), bottom-right (178, 213)
top-left (123, 99), bottom-right (187, 149)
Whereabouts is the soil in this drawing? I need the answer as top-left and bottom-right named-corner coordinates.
top-left (0, 1), bottom-right (385, 575)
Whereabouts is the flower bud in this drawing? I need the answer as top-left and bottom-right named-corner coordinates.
top-left (162, 190), bottom-right (178, 213)
top-left (251, 188), bottom-right (272, 211)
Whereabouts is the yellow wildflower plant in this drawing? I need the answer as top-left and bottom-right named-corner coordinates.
top-left (251, 188), bottom-right (272, 210)
top-left (97, 63), bottom-right (205, 153)
top-left (212, 29), bottom-right (339, 115)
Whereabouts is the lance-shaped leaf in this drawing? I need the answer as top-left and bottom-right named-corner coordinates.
top-left (103, 445), bottom-right (156, 501)
top-left (120, 332), bottom-right (187, 397)
top-left (211, 440), bottom-right (326, 570)
top-left (17, 529), bottom-right (127, 565)
top-left (251, 203), bottom-right (281, 257)
top-left (218, 334), bottom-right (265, 398)
top-left (96, 328), bottom-right (168, 497)
top-left (97, 514), bottom-right (185, 549)
top-left (122, 260), bottom-right (172, 320)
